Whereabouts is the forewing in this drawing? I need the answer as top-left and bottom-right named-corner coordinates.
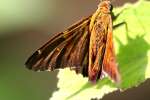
top-left (25, 16), bottom-right (91, 73)
top-left (103, 17), bottom-right (121, 83)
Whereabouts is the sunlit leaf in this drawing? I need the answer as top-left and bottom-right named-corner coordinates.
top-left (50, 0), bottom-right (150, 99)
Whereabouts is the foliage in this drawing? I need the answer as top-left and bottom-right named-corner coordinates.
top-left (50, 0), bottom-right (150, 100)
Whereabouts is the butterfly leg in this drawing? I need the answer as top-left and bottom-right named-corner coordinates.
top-left (112, 8), bottom-right (129, 33)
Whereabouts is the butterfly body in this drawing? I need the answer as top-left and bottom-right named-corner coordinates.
top-left (25, 0), bottom-right (120, 83)
top-left (89, 0), bottom-right (114, 82)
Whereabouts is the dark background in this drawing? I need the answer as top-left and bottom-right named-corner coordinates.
top-left (0, 0), bottom-right (150, 100)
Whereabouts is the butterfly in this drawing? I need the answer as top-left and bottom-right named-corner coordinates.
top-left (25, 0), bottom-right (121, 83)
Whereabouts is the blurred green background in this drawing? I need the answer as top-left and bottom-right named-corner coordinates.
top-left (0, 0), bottom-right (150, 100)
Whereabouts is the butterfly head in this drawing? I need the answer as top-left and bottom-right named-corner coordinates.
top-left (98, 0), bottom-right (113, 14)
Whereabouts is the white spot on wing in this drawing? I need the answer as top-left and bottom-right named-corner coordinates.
top-left (37, 50), bottom-right (42, 54)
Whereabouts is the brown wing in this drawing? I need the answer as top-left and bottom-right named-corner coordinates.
top-left (102, 16), bottom-right (121, 83)
top-left (25, 16), bottom-right (91, 75)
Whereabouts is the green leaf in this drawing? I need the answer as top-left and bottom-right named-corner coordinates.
top-left (50, 0), bottom-right (150, 100)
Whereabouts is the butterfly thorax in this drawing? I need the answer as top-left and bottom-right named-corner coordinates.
top-left (90, 0), bottom-right (112, 31)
